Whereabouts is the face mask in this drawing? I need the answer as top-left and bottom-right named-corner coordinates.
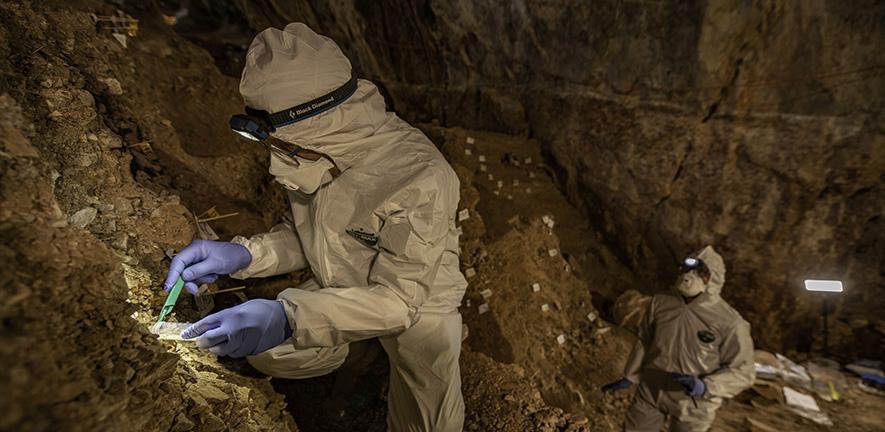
top-left (269, 151), bottom-right (335, 194)
top-left (676, 271), bottom-right (706, 297)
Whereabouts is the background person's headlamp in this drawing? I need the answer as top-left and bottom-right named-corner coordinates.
top-left (680, 256), bottom-right (708, 274)
top-left (229, 72), bottom-right (358, 141)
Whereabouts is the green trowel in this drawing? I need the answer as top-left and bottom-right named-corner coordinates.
top-left (156, 276), bottom-right (185, 323)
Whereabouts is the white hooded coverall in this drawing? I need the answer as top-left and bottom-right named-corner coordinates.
top-left (228, 24), bottom-right (467, 431)
top-left (623, 246), bottom-right (755, 432)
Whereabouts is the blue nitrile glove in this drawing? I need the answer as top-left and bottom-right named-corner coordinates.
top-left (164, 240), bottom-right (252, 294)
top-left (601, 377), bottom-right (634, 393)
top-left (672, 373), bottom-right (706, 397)
top-left (181, 299), bottom-right (293, 358)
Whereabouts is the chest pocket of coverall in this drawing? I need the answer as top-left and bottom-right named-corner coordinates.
top-left (696, 329), bottom-right (720, 369)
top-left (346, 226), bottom-right (380, 250)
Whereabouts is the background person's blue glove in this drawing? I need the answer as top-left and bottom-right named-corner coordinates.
top-left (181, 299), bottom-right (293, 358)
top-left (601, 377), bottom-right (634, 393)
top-left (164, 240), bottom-right (252, 294)
top-left (671, 373), bottom-right (706, 397)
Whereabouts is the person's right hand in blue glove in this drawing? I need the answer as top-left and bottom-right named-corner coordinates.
top-left (181, 299), bottom-right (292, 358)
top-left (601, 377), bottom-right (634, 393)
top-left (671, 373), bottom-right (706, 397)
top-left (164, 240), bottom-right (252, 294)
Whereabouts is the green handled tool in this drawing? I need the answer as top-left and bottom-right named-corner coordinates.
top-left (157, 277), bottom-right (185, 323)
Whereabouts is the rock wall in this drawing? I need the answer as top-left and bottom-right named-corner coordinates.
top-left (0, 2), bottom-right (295, 430)
top-left (1, 92), bottom-right (181, 430)
top-left (218, 0), bottom-right (884, 356)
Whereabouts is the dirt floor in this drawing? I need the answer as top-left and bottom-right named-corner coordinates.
top-left (714, 382), bottom-right (885, 432)
top-left (1, 1), bottom-right (883, 432)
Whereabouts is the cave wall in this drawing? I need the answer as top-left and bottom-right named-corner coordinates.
top-left (0, 1), bottom-right (296, 430)
top-left (1, 93), bottom-right (180, 430)
top-left (183, 0), bottom-right (885, 356)
top-left (212, 0), bottom-right (885, 355)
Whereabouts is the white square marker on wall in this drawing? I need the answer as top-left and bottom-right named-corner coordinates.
top-left (480, 289), bottom-right (493, 298)
top-left (556, 334), bottom-right (566, 345)
top-left (458, 209), bottom-right (470, 222)
top-left (532, 283), bottom-right (541, 292)
top-left (478, 303), bottom-right (490, 315)
top-left (541, 303), bottom-right (550, 312)
top-left (464, 268), bottom-right (476, 278)
top-left (465, 148), bottom-right (472, 156)
top-left (548, 249), bottom-right (559, 257)
top-left (478, 155), bottom-right (486, 162)
top-left (466, 136), bottom-right (475, 144)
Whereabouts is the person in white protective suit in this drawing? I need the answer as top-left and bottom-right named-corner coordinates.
top-left (163, 23), bottom-right (467, 431)
top-left (601, 245), bottom-right (755, 432)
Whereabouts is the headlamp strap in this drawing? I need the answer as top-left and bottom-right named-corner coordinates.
top-left (266, 72), bottom-right (358, 129)
top-left (286, 144), bottom-right (342, 177)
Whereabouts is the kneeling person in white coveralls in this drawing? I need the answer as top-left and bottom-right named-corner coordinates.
top-left (602, 245), bottom-right (755, 432)
top-left (162, 23), bottom-right (467, 431)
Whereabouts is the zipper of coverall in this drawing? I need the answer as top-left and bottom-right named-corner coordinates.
top-left (305, 146), bottom-right (347, 287)
top-left (312, 184), bottom-right (330, 287)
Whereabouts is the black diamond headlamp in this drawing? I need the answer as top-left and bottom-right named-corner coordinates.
top-left (229, 72), bottom-right (358, 141)
top-left (680, 256), bottom-right (710, 277)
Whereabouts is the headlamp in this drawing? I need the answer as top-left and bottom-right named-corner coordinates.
top-left (229, 72), bottom-right (358, 141)
top-left (680, 256), bottom-right (709, 275)
top-left (229, 111), bottom-right (269, 141)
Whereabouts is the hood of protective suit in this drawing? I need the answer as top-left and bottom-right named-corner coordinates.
top-left (695, 245), bottom-right (726, 295)
top-left (672, 245), bottom-right (727, 297)
top-left (239, 23), bottom-right (393, 174)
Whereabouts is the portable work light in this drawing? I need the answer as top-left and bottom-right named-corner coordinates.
top-left (804, 279), bottom-right (844, 355)
top-left (803, 279), bottom-right (844, 293)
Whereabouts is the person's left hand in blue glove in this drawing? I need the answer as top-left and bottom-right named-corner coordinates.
top-left (671, 373), bottom-right (706, 397)
top-left (181, 299), bottom-right (292, 358)
top-left (164, 240), bottom-right (253, 294)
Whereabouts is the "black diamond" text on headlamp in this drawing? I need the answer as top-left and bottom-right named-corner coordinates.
top-left (229, 72), bottom-right (358, 141)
